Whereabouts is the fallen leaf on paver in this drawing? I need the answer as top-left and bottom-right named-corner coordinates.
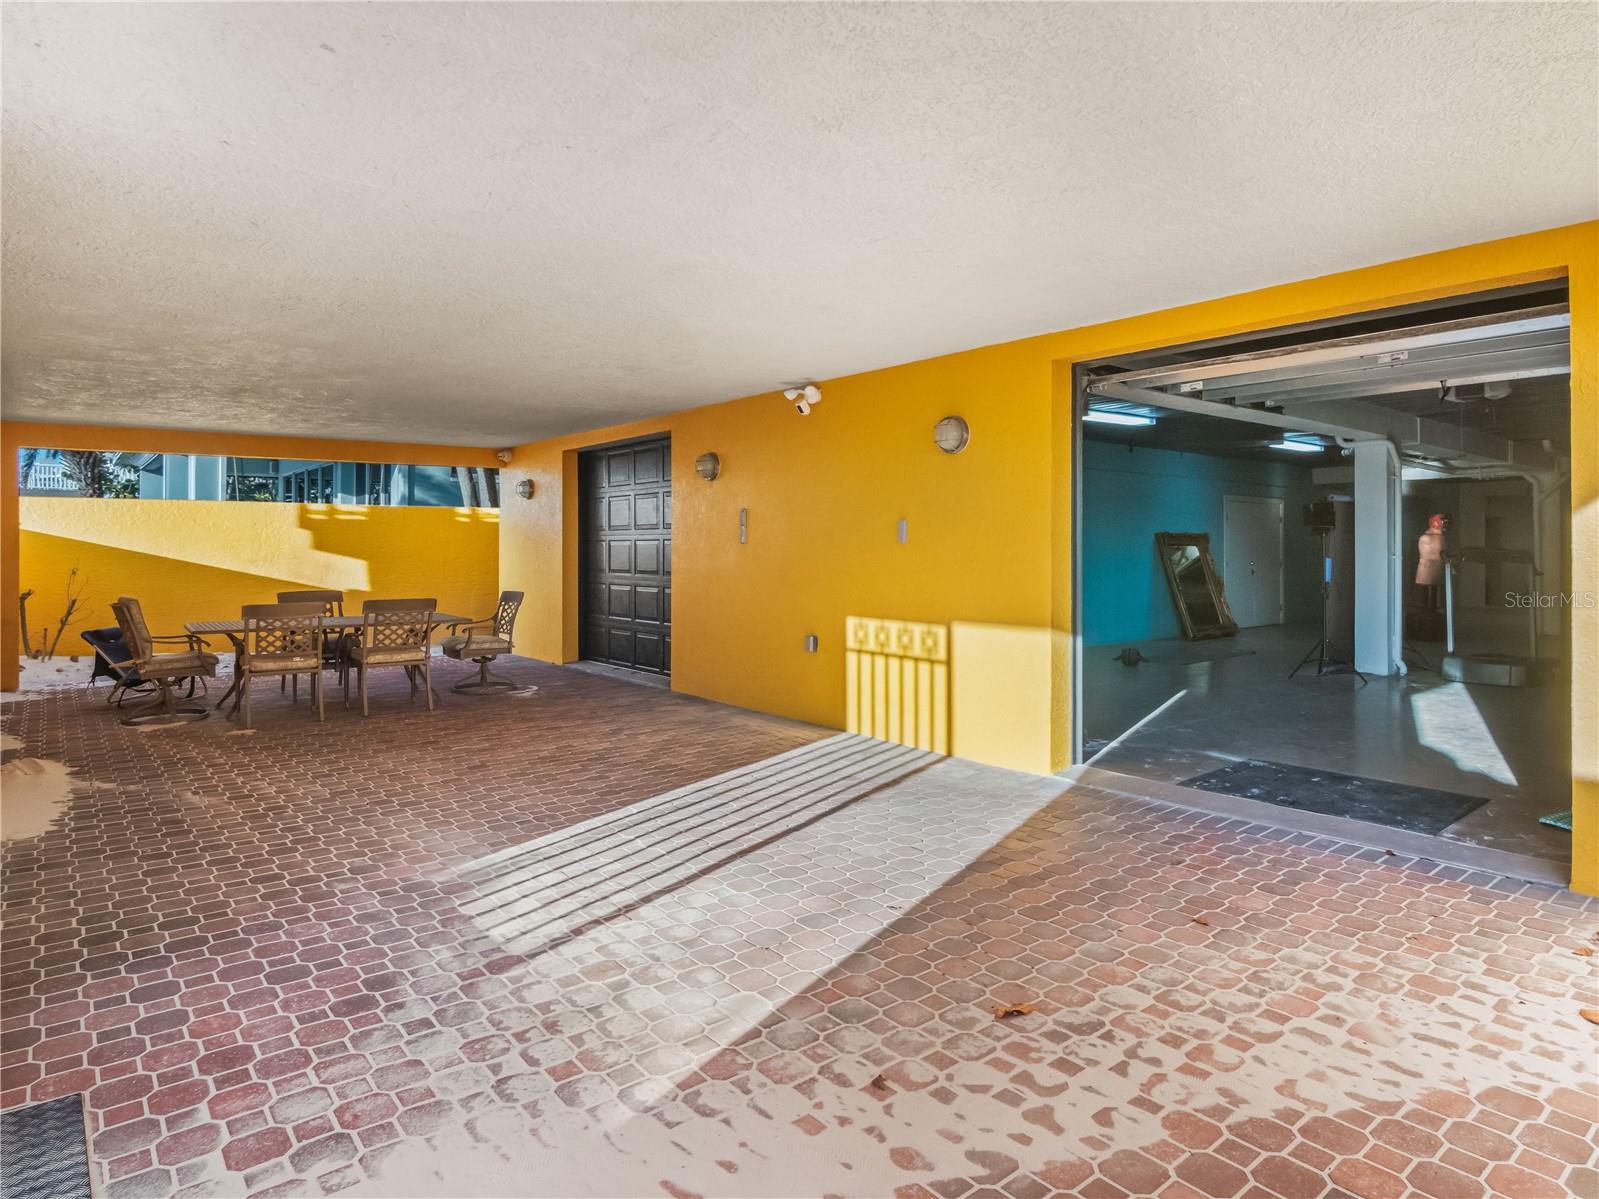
top-left (1192, 916), bottom-right (1210, 926)
top-left (868, 1074), bottom-right (890, 1091)
top-left (992, 1003), bottom-right (1034, 1020)
top-left (1581, 1008), bottom-right (1599, 1026)
top-left (1574, 947), bottom-right (1595, 957)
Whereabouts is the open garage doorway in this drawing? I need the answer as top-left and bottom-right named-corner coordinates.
top-left (1072, 282), bottom-right (1574, 872)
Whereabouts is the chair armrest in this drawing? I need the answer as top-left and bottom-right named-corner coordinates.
top-left (151, 633), bottom-right (211, 650)
top-left (447, 617), bottom-right (495, 633)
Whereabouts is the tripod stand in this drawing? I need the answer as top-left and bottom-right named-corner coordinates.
top-left (1289, 526), bottom-right (1367, 684)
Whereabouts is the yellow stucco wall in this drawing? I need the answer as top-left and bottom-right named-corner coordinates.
top-left (19, 499), bottom-right (500, 651)
top-left (499, 222), bottom-right (1597, 894)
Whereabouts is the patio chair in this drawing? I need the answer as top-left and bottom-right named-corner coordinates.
top-left (238, 602), bottom-right (328, 728)
top-left (346, 601), bottom-right (438, 716)
top-left (441, 591), bottom-right (525, 693)
top-left (337, 597), bottom-right (439, 692)
top-left (108, 597), bottom-right (219, 727)
top-left (275, 589), bottom-right (345, 698)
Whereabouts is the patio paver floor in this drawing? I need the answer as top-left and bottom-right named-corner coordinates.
top-left (2, 656), bottom-right (1596, 1199)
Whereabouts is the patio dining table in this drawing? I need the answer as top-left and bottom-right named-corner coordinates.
top-left (187, 612), bottom-right (474, 715)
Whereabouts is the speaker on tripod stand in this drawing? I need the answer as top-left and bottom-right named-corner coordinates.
top-left (1289, 501), bottom-right (1367, 684)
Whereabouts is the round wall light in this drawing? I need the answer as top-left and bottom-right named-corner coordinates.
top-left (515, 478), bottom-right (535, 500)
top-left (933, 415), bottom-right (970, 454)
top-left (695, 452), bottom-right (722, 481)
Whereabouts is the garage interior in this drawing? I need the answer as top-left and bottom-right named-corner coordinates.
top-left (1075, 282), bottom-right (1573, 867)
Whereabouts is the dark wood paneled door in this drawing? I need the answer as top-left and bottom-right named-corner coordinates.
top-left (579, 437), bottom-right (672, 674)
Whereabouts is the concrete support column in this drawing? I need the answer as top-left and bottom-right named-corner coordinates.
top-left (191, 455), bottom-right (225, 500)
top-left (166, 454), bottom-right (191, 499)
top-left (1533, 478), bottom-right (1565, 638)
top-left (1353, 439), bottom-right (1402, 677)
top-left (1, 425), bottom-right (20, 690)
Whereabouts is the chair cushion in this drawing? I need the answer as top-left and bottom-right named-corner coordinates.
top-left (244, 652), bottom-right (321, 672)
top-left (144, 651), bottom-right (220, 679)
top-left (350, 644), bottom-right (429, 665)
top-left (440, 634), bottom-right (510, 659)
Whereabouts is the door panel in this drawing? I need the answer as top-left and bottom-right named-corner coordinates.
top-left (1223, 496), bottom-right (1285, 628)
top-left (580, 437), bottom-right (672, 674)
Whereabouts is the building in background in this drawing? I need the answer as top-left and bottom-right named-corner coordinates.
top-left (18, 449), bottom-right (497, 507)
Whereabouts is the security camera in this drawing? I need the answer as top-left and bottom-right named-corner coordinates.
top-left (495, 448), bottom-right (514, 464)
top-left (782, 384), bottom-right (821, 415)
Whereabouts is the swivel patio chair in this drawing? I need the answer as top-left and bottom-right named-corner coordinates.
top-left (238, 603), bottom-right (328, 728)
top-left (346, 601), bottom-right (438, 716)
top-left (108, 597), bottom-right (219, 727)
top-left (441, 591), bottom-right (525, 693)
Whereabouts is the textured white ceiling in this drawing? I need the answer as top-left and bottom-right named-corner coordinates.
top-left (3, 2), bottom-right (1595, 447)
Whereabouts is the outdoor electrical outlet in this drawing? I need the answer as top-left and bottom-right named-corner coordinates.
top-left (739, 507), bottom-right (748, 544)
top-left (804, 634), bottom-right (819, 653)
top-left (897, 518), bottom-right (908, 544)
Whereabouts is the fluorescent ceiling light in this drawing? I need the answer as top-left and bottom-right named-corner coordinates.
top-left (1270, 438), bottom-right (1324, 454)
top-left (1084, 409), bottom-right (1156, 427)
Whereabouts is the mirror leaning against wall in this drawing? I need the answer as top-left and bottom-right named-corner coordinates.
top-left (1155, 531), bottom-right (1238, 640)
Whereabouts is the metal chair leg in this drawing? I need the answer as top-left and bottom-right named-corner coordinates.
top-left (119, 678), bottom-right (206, 727)
top-left (450, 655), bottom-right (521, 694)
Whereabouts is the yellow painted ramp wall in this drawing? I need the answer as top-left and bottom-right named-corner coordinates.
top-left (19, 498), bottom-right (500, 648)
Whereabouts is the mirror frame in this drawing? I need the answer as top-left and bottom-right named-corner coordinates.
top-left (1154, 532), bottom-right (1238, 641)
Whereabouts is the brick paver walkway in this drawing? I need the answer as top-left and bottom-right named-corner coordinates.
top-left (2, 657), bottom-right (1595, 1198)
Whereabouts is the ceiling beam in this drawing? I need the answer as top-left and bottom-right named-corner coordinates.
top-left (1085, 381), bottom-right (1559, 471)
top-left (1086, 380), bottom-right (1383, 441)
top-left (1104, 306), bottom-right (1569, 391)
top-left (1204, 351), bottom-right (1568, 407)
top-left (1285, 398), bottom-right (1559, 470)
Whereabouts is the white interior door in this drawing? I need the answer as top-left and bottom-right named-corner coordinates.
top-left (1223, 496), bottom-right (1284, 628)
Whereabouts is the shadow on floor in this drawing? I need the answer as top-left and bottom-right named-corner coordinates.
top-left (458, 735), bottom-right (938, 958)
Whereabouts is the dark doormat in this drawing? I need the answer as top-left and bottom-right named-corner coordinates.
top-left (0, 1094), bottom-right (91, 1199)
top-left (1181, 759), bottom-right (1489, 835)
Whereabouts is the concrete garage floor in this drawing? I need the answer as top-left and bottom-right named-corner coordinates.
top-left (1081, 624), bottom-right (1573, 865)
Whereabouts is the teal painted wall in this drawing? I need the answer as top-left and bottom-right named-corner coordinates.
top-left (1082, 440), bottom-right (1326, 645)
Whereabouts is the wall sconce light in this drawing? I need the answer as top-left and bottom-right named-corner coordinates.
top-left (695, 452), bottom-right (721, 481)
top-left (515, 479), bottom-right (535, 500)
top-left (934, 415), bottom-right (970, 454)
